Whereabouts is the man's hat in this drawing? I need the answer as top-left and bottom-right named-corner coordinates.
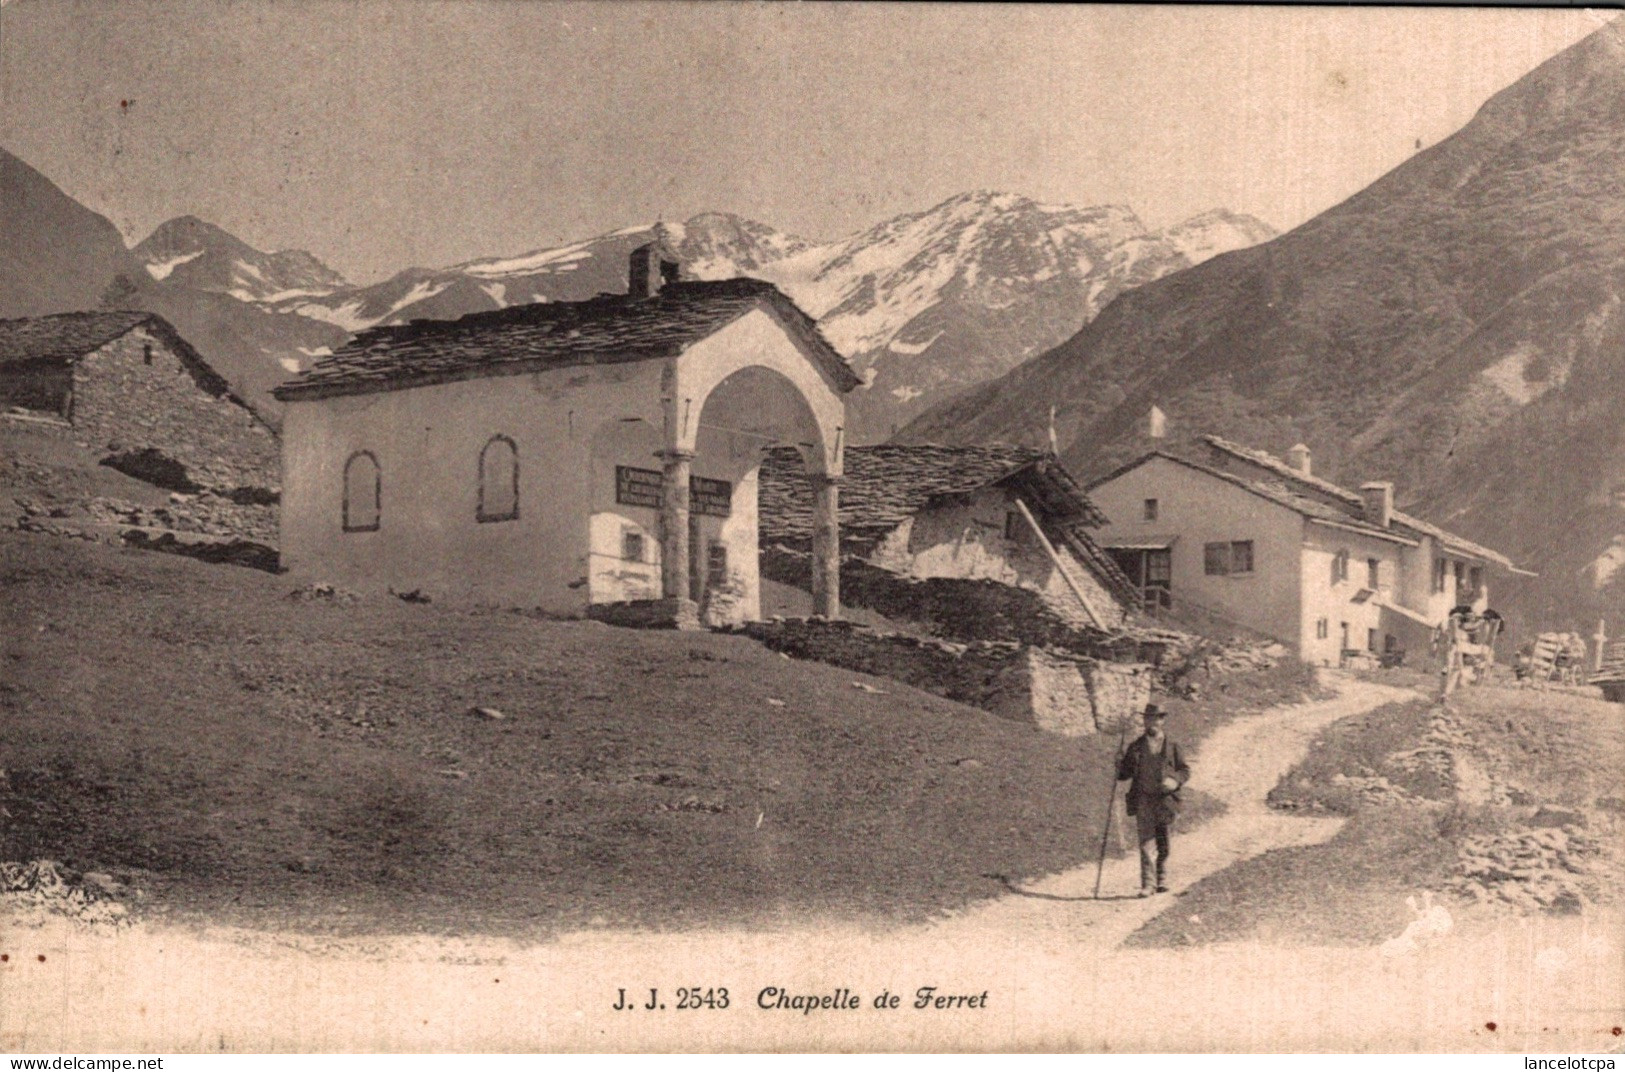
top-left (1143, 703), bottom-right (1168, 720)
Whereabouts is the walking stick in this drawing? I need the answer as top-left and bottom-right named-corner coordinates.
top-left (1094, 711), bottom-right (1134, 899)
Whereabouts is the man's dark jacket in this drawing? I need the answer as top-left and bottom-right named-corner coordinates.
top-left (1116, 733), bottom-right (1191, 824)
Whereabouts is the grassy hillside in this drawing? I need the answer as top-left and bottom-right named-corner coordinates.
top-left (0, 529), bottom-right (1175, 936)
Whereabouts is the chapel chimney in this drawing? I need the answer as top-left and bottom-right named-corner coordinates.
top-left (1360, 481), bottom-right (1394, 529)
top-left (628, 241), bottom-right (680, 299)
top-left (1286, 443), bottom-right (1312, 476)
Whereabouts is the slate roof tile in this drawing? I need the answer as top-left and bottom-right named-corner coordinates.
top-left (0, 311), bottom-right (157, 367)
top-left (273, 278), bottom-right (859, 401)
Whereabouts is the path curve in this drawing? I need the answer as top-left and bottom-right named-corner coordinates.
top-left (937, 672), bottom-right (1423, 948)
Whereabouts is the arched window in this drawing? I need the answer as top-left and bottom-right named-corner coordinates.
top-left (477, 435), bottom-right (519, 523)
top-left (342, 451), bottom-right (381, 532)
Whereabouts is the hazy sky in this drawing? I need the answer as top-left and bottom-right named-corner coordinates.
top-left (0, 2), bottom-right (1607, 283)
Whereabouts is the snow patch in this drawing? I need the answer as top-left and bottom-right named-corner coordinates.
top-left (480, 283), bottom-right (508, 308)
top-left (293, 300), bottom-right (372, 333)
top-left (1482, 345), bottom-right (1564, 406)
top-left (463, 243), bottom-right (595, 278)
top-left (233, 260), bottom-right (267, 283)
top-left (144, 249), bottom-right (204, 280)
top-left (888, 331), bottom-right (943, 356)
top-left (383, 280), bottom-right (451, 319)
top-left (296, 346), bottom-right (332, 358)
top-left (890, 385), bottom-right (924, 403)
top-left (278, 356), bottom-right (302, 373)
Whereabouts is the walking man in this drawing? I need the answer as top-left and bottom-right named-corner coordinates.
top-left (1116, 703), bottom-right (1191, 897)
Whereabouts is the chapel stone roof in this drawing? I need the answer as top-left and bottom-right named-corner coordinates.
top-left (273, 278), bottom-right (860, 401)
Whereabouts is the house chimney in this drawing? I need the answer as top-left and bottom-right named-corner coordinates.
top-left (1147, 405), bottom-right (1167, 439)
top-left (1286, 443), bottom-right (1312, 475)
top-left (1360, 481), bottom-right (1393, 529)
top-left (628, 241), bottom-right (680, 299)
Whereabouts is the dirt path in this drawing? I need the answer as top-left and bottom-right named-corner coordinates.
top-left (16, 672), bottom-right (1614, 1053)
top-left (940, 672), bottom-right (1423, 948)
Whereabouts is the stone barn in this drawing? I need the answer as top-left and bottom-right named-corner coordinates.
top-left (273, 244), bottom-right (860, 626)
top-left (0, 310), bottom-right (279, 494)
top-left (760, 443), bottom-right (1137, 634)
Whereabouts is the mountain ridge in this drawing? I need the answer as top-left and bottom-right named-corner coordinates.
top-left (898, 17), bottom-right (1625, 631)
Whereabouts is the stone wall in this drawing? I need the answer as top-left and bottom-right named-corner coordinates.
top-left (71, 327), bottom-right (279, 494)
top-left (742, 618), bottom-right (1151, 737)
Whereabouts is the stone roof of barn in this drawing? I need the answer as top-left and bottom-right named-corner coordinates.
top-left (273, 278), bottom-right (861, 401)
top-left (0, 310), bottom-right (157, 367)
top-left (759, 443), bottom-right (1138, 609)
top-left (0, 309), bottom-right (241, 404)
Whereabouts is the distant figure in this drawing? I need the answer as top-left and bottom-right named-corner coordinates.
top-left (1116, 703), bottom-right (1191, 897)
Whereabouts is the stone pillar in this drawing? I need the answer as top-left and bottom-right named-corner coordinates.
top-left (810, 473), bottom-right (842, 619)
top-left (659, 448), bottom-right (694, 604)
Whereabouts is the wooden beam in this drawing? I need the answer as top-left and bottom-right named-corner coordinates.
top-left (1014, 497), bottom-right (1105, 630)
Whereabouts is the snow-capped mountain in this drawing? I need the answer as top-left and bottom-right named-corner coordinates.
top-left (133, 216), bottom-right (350, 303)
top-left (249, 193), bottom-right (1274, 439)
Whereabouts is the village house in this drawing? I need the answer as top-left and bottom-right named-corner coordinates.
top-left (760, 443), bottom-right (1137, 634)
top-left (0, 310), bottom-right (279, 493)
top-left (272, 244), bottom-right (860, 627)
top-left (1085, 435), bottom-right (1521, 665)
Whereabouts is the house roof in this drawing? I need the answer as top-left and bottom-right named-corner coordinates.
top-left (272, 278), bottom-right (861, 401)
top-left (759, 443), bottom-right (1140, 611)
top-left (1200, 435), bottom-right (1516, 568)
top-left (761, 443), bottom-right (1107, 543)
top-left (0, 309), bottom-right (242, 405)
top-left (0, 311), bottom-right (158, 368)
top-left (1086, 450), bottom-right (1419, 546)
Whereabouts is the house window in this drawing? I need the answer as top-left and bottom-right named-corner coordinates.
top-left (1433, 557), bottom-right (1448, 594)
top-left (1230, 541), bottom-right (1254, 574)
top-left (477, 435), bottom-right (519, 522)
top-left (142, 343), bottom-right (153, 366)
top-left (1332, 549), bottom-right (1350, 585)
top-left (1143, 498), bottom-right (1159, 521)
top-left (1206, 540), bottom-right (1253, 575)
top-left (1367, 558), bottom-right (1381, 589)
top-left (1316, 618), bottom-right (1329, 640)
top-left (1005, 511), bottom-right (1023, 542)
top-left (621, 527), bottom-right (645, 563)
top-left (1368, 628), bottom-right (1379, 652)
top-left (1468, 565), bottom-right (1483, 595)
top-left (1454, 560), bottom-right (1466, 594)
top-left (342, 451), bottom-right (381, 532)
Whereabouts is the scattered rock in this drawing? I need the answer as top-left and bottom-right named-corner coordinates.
top-left (470, 706), bottom-right (506, 721)
top-left (288, 582), bottom-right (360, 604)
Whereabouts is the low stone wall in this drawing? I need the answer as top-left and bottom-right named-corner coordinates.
top-left (742, 618), bottom-right (1151, 737)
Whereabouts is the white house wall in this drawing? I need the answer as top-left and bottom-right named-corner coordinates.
top-left (1090, 456), bottom-right (1303, 644)
top-left (1298, 525), bottom-right (1408, 665)
top-left (280, 359), bottom-right (669, 612)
